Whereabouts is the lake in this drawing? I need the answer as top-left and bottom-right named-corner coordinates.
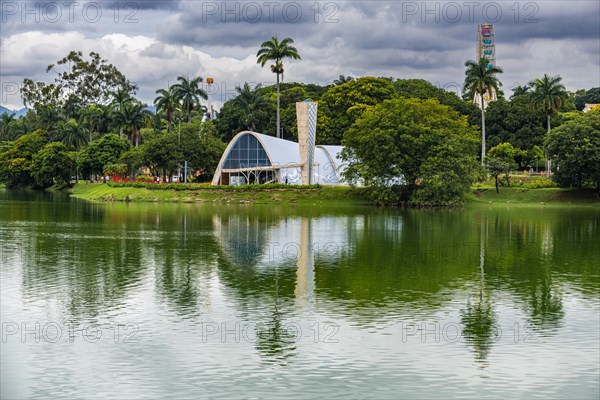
top-left (1, 189), bottom-right (599, 399)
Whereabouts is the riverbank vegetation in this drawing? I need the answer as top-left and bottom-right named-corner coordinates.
top-left (64, 182), bottom-right (598, 207)
top-left (1, 46), bottom-right (599, 206)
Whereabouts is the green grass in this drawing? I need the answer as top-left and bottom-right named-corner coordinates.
top-left (67, 182), bottom-right (371, 205)
top-left (467, 187), bottom-right (600, 207)
top-left (64, 182), bottom-right (600, 208)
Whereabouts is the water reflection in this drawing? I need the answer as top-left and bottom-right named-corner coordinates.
top-left (1, 189), bottom-right (599, 398)
top-left (460, 218), bottom-right (498, 367)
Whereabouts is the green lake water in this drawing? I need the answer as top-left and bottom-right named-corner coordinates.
top-left (1, 189), bottom-right (599, 399)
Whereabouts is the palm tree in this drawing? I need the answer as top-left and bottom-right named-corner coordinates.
top-left (37, 105), bottom-right (64, 133)
top-left (528, 74), bottom-right (569, 177)
top-left (110, 88), bottom-right (133, 138)
top-left (154, 86), bottom-right (179, 131)
top-left (57, 119), bottom-right (88, 150)
top-left (113, 102), bottom-right (151, 147)
top-left (172, 76), bottom-right (208, 123)
top-left (334, 75), bottom-right (354, 85)
top-left (257, 36), bottom-right (301, 138)
top-left (79, 105), bottom-right (108, 143)
top-left (463, 57), bottom-right (503, 164)
top-left (233, 83), bottom-right (269, 131)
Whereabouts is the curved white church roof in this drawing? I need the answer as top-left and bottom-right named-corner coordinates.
top-left (211, 131), bottom-right (347, 185)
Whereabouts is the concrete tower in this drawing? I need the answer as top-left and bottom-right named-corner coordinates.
top-left (296, 100), bottom-right (318, 185)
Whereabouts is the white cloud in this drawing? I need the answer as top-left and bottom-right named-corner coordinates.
top-left (1, 1), bottom-right (599, 110)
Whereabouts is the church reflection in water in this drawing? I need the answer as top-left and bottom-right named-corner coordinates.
top-left (211, 213), bottom-right (369, 303)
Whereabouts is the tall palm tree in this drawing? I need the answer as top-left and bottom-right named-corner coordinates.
top-left (172, 76), bottom-right (208, 123)
top-left (110, 88), bottom-right (133, 138)
top-left (257, 36), bottom-right (301, 138)
top-left (233, 83), bottom-right (269, 131)
top-left (37, 105), bottom-right (64, 133)
top-left (57, 119), bottom-right (88, 151)
top-left (79, 105), bottom-right (107, 143)
top-left (529, 74), bottom-right (569, 177)
top-left (113, 102), bottom-right (151, 147)
top-left (463, 57), bottom-right (503, 164)
top-left (154, 86), bottom-right (179, 131)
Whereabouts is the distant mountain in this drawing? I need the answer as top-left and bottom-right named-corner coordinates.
top-left (0, 106), bottom-right (28, 117)
top-left (144, 105), bottom-right (156, 113)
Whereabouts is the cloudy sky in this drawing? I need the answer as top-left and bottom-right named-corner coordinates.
top-left (1, 0), bottom-right (599, 110)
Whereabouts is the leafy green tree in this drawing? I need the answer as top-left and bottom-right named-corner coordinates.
top-left (172, 76), bottom-right (208, 123)
top-left (178, 121), bottom-right (226, 181)
top-left (545, 111), bottom-right (600, 193)
top-left (342, 98), bottom-right (479, 205)
top-left (118, 146), bottom-right (144, 179)
top-left (485, 143), bottom-right (519, 191)
top-left (483, 96), bottom-right (547, 167)
top-left (484, 156), bottom-right (513, 193)
top-left (0, 113), bottom-right (16, 141)
top-left (257, 36), bottom-right (301, 138)
top-left (394, 79), bottom-right (478, 117)
top-left (154, 86), bottom-right (179, 131)
top-left (529, 74), bottom-right (569, 176)
top-left (22, 51), bottom-right (136, 114)
top-left (77, 134), bottom-right (131, 180)
top-left (48, 51), bottom-right (136, 106)
top-left (574, 88), bottom-right (600, 111)
top-left (319, 77), bottom-right (397, 144)
top-left (0, 131), bottom-right (48, 187)
top-left (20, 80), bottom-right (63, 111)
top-left (30, 142), bottom-right (74, 187)
top-left (463, 57), bottom-right (504, 163)
top-left (140, 132), bottom-right (181, 182)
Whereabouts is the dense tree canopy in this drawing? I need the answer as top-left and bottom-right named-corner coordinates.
top-left (77, 134), bottom-right (131, 179)
top-left (545, 111), bottom-right (600, 192)
top-left (30, 142), bottom-right (74, 187)
top-left (394, 79), bottom-right (478, 117)
top-left (342, 98), bottom-right (480, 205)
top-left (574, 88), bottom-right (600, 111)
top-left (22, 51), bottom-right (136, 112)
top-left (318, 77), bottom-right (397, 144)
top-left (0, 131), bottom-right (48, 187)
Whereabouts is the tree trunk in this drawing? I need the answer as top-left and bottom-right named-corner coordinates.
top-left (546, 114), bottom-right (551, 177)
top-left (276, 73), bottom-right (280, 139)
top-left (481, 95), bottom-right (486, 165)
top-left (495, 176), bottom-right (499, 193)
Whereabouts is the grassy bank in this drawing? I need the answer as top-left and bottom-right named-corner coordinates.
top-left (467, 187), bottom-right (600, 207)
top-left (66, 182), bottom-right (371, 204)
top-left (64, 182), bottom-right (600, 207)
